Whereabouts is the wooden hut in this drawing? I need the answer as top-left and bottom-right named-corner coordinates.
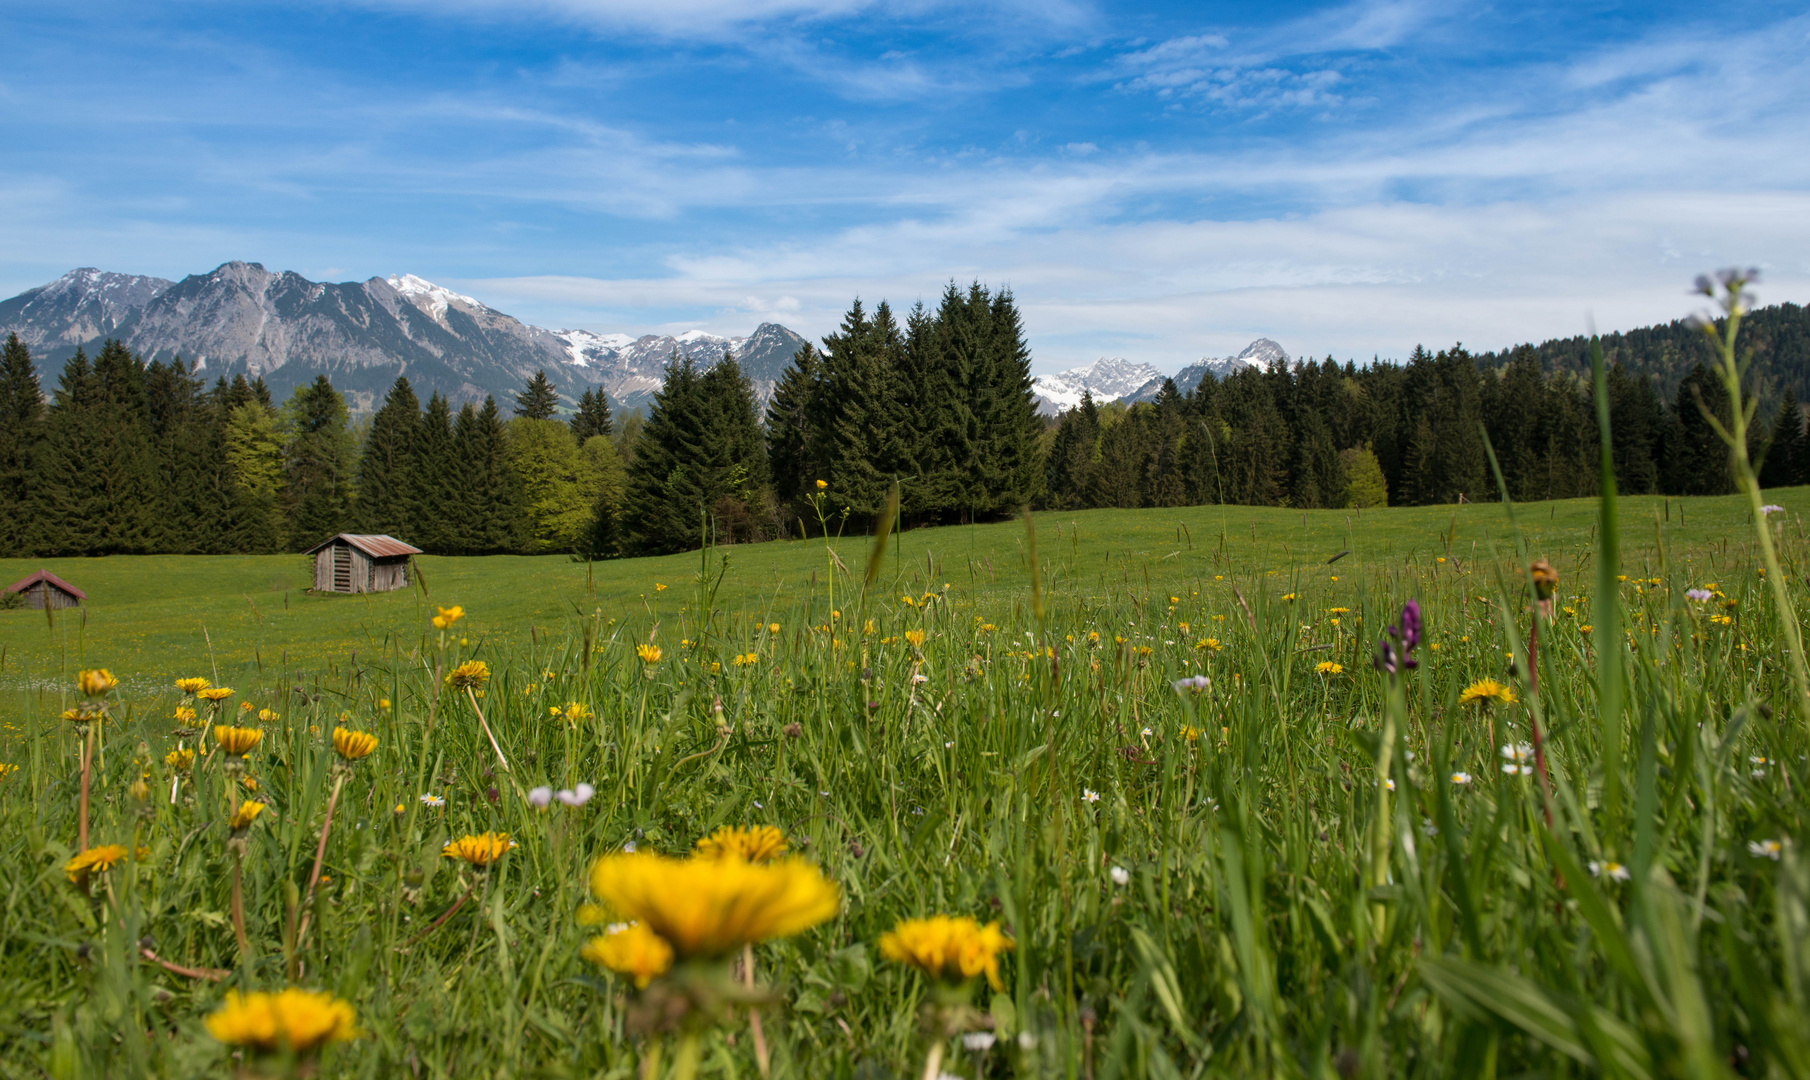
top-left (3, 570), bottom-right (86, 610)
top-left (305, 534), bottom-right (422, 594)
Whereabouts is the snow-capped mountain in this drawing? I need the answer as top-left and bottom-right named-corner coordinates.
top-left (1122, 339), bottom-right (1291, 404)
top-left (0, 264), bottom-right (808, 413)
top-left (1031, 356), bottom-right (1166, 416)
top-left (0, 269), bottom-right (174, 354)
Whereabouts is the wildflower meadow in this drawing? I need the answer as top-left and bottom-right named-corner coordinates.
top-left (2, 279), bottom-right (1809, 1078)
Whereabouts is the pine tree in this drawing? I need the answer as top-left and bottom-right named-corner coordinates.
top-left (1760, 387), bottom-right (1803, 489)
top-left (359, 377), bottom-right (420, 537)
top-left (464, 397), bottom-right (528, 554)
top-left (0, 334), bottom-right (44, 552)
top-left (623, 357), bottom-right (707, 554)
top-left (515, 369), bottom-right (559, 420)
top-left (33, 342), bottom-right (161, 554)
top-left (409, 393), bottom-right (458, 553)
top-left (284, 375), bottom-right (356, 548)
top-left (570, 387), bottom-right (614, 443)
top-left (819, 299), bottom-right (906, 518)
top-left (766, 343), bottom-right (822, 506)
top-left (982, 288), bottom-right (1042, 509)
top-left (144, 358), bottom-right (209, 553)
top-left (1664, 364), bottom-right (1733, 495)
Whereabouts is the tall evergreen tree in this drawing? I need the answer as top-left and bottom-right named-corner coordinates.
top-left (1664, 363), bottom-right (1733, 495)
top-left (623, 356), bottom-right (770, 553)
top-left (981, 288), bottom-right (1043, 509)
top-left (0, 334), bottom-right (45, 551)
top-left (819, 300), bottom-right (907, 518)
top-left (1760, 388), bottom-right (1804, 489)
top-left (144, 358), bottom-right (210, 553)
top-left (284, 375), bottom-right (356, 547)
top-left (409, 392), bottom-right (459, 553)
top-left (570, 387), bottom-right (614, 443)
top-left (766, 343), bottom-right (822, 506)
top-left (358, 376), bottom-right (421, 537)
top-left (33, 341), bottom-right (160, 554)
top-left (462, 397), bottom-right (528, 554)
top-left (515, 369), bottom-right (559, 420)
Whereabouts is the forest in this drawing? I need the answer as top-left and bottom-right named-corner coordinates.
top-left (1, 297), bottom-right (1807, 559)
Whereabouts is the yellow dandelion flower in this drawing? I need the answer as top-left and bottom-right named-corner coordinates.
top-left (1459, 679), bottom-right (1516, 707)
top-left (230, 801), bottom-right (267, 831)
top-left (443, 832), bottom-right (515, 867)
top-left (904, 629), bottom-right (925, 647)
top-left (64, 843), bottom-right (144, 884)
top-left (197, 686), bottom-right (235, 703)
top-left (768, 622), bottom-right (781, 633)
top-left (214, 726), bottom-right (263, 757)
top-left (1195, 638), bottom-right (1223, 652)
top-left (241, 777), bottom-right (259, 793)
top-left (586, 852), bottom-right (839, 959)
top-left (696, 824), bottom-right (788, 863)
top-left (0, 763), bottom-right (15, 781)
top-left (1315, 661), bottom-right (1343, 675)
top-left (204, 989), bottom-right (357, 1054)
top-left (173, 705), bottom-right (198, 726)
top-left (332, 727), bottom-right (378, 761)
top-left (580, 921), bottom-right (675, 988)
top-left (431, 605), bottom-right (465, 630)
top-left (166, 748), bottom-right (195, 772)
top-left (635, 643), bottom-right (663, 664)
top-left (256, 708), bottom-right (280, 723)
top-left (175, 676), bottom-right (211, 695)
top-left (815, 479), bottom-right (828, 490)
top-left (445, 660), bottom-right (490, 690)
top-left (879, 915), bottom-right (1015, 991)
top-left (76, 669), bottom-right (118, 697)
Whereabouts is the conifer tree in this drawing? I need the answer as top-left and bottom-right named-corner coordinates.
top-left (766, 343), bottom-right (822, 506)
top-left (359, 376), bottom-right (420, 537)
top-left (409, 393), bottom-right (458, 553)
top-left (1760, 387), bottom-right (1803, 489)
top-left (0, 334), bottom-right (44, 551)
top-left (981, 288), bottom-right (1042, 509)
top-left (463, 397), bottom-right (528, 554)
top-left (222, 394), bottom-right (288, 552)
top-left (144, 358), bottom-right (210, 553)
top-left (33, 341), bottom-right (161, 554)
top-left (1664, 364), bottom-right (1733, 495)
top-left (515, 369), bottom-right (559, 420)
top-left (623, 357), bottom-right (706, 554)
top-left (569, 387), bottom-right (614, 443)
top-left (284, 375), bottom-right (357, 548)
top-left (819, 300), bottom-right (906, 518)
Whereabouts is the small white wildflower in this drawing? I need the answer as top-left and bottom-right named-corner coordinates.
top-left (1753, 769), bottom-right (1767, 779)
top-left (1421, 819), bottom-right (1438, 837)
top-left (1450, 772), bottom-right (1473, 785)
top-left (1140, 727), bottom-right (1153, 738)
top-left (419, 793), bottom-right (445, 807)
top-left (962, 1033), bottom-right (997, 1052)
top-left (1383, 778), bottom-right (1396, 791)
top-left (556, 783), bottom-right (595, 807)
top-left (623, 840), bottom-right (637, 853)
top-left (526, 786), bottom-right (552, 808)
top-left (1082, 788), bottom-right (1101, 804)
top-left (945, 741), bottom-right (954, 748)
top-left (1748, 839), bottom-right (1783, 860)
top-left (752, 799), bottom-right (763, 809)
top-left (1760, 504), bottom-right (1785, 514)
top-left (911, 673), bottom-right (929, 684)
top-left (1018, 1032), bottom-right (1037, 1050)
top-left (1500, 742), bottom-right (1534, 763)
top-left (820, 790), bottom-right (830, 797)
top-left (1109, 866), bottom-right (1130, 886)
top-left (1502, 763), bottom-right (1533, 776)
top-left (1589, 860), bottom-right (1631, 882)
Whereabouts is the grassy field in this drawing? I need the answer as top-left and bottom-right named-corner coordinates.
top-left (1, 489), bottom-right (1808, 1078)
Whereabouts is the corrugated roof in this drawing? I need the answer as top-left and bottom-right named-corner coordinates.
top-left (305, 533), bottom-right (424, 558)
top-left (3, 569), bottom-right (87, 600)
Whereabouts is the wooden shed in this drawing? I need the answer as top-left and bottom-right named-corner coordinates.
top-left (3, 570), bottom-right (86, 610)
top-left (305, 534), bottom-right (422, 594)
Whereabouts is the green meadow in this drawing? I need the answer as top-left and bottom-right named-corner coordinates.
top-left (1, 489), bottom-right (1807, 1079)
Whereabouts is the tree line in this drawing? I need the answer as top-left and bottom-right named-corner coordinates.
top-left (3, 298), bottom-right (1807, 561)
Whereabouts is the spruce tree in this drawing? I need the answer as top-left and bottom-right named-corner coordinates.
top-left (33, 341), bottom-right (161, 554)
top-left (820, 299), bottom-right (906, 518)
top-left (465, 397), bottom-right (528, 554)
top-left (623, 357), bottom-right (706, 554)
top-left (409, 393), bottom-right (458, 553)
top-left (0, 334), bottom-right (44, 551)
top-left (983, 287), bottom-right (1042, 509)
top-left (1760, 388), bottom-right (1803, 489)
top-left (766, 343), bottom-right (821, 506)
top-left (284, 375), bottom-right (357, 548)
top-left (569, 387), bottom-right (614, 443)
top-left (515, 369), bottom-right (559, 420)
top-left (144, 358), bottom-right (210, 553)
top-left (359, 377), bottom-right (421, 538)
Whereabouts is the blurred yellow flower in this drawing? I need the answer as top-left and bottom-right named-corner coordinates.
top-left (64, 843), bottom-right (144, 884)
top-left (431, 605), bottom-right (465, 630)
top-left (230, 801), bottom-right (267, 831)
top-left (444, 832), bottom-right (515, 867)
top-left (77, 669), bottom-right (118, 697)
top-left (332, 727), bottom-right (378, 761)
top-left (197, 687), bottom-right (235, 703)
top-left (768, 622), bottom-right (781, 633)
top-left (1459, 679), bottom-right (1516, 707)
top-left (214, 726), bottom-right (263, 757)
top-left (166, 748), bottom-right (195, 772)
top-left (445, 660), bottom-right (490, 690)
top-left (1195, 639), bottom-right (1222, 652)
top-left (1315, 661), bottom-right (1343, 675)
top-left (815, 479), bottom-right (828, 490)
top-left (904, 629), bottom-right (925, 647)
top-left (173, 706), bottom-right (198, 726)
top-left (175, 677), bottom-right (211, 695)
top-left (587, 852), bottom-right (839, 959)
top-left (204, 989), bottom-right (357, 1054)
top-left (635, 643), bottom-right (663, 664)
top-left (257, 708), bottom-right (280, 723)
top-left (879, 915), bottom-right (1015, 991)
top-left (696, 824), bottom-right (788, 863)
top-left (580, 921), bottom-right (675, 988)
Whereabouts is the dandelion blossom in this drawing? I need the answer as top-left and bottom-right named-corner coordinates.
top-left (696, 824), bottom-right (788, 863)
top-left (443, 832), bottom-right (514, 867)
top-left (445, 660), bottom-right (490, 690)
top-left (904, 629), bottom-right (925, 647)
top-left (1315, 661), bottom-right (1343, 675)
top-left (635, 643), bottom-right (663, 665)
top-left (198, 686), bottom-right (235, 703)
top-left (580, 921), bottom-right (675, 988)
top-left (175, 677), bottom-right (211, 695)
top-left (77, 669), bottom-right (118, 697)
top-left (64, 844), bottom-right (136, 884)
top-left (879, 915), bottom-right (1015, 991)
top-left (229, 801), bottom-right (267, 831)
top-left (586, 852), bottom-right (839, 959)
top-left (332, 727), bottom-right (377, 761)
top-left (205, 989), bottom-right (357, 1054)
top-left (431, 605), bottom-right (465, 630)
top-left (1459, 679), bottom-right (1516, 707)
top-left (166, 748), bottom-right (195, 772)
top-left (214, 726), bottom-right (263, 757)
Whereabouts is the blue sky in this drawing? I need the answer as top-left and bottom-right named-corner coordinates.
top-left (3, 0), bottom-right (1808, 373)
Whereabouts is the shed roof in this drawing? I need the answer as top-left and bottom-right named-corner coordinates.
top-left (4, 570), bottom-right (87, 600)
top-left (304, 533), bottom-right (424, 559)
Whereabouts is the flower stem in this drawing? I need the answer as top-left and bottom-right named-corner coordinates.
top-left (640, 1036), bottom-right (664, 1080)
top-left (230, 849), bottom-right (252, 962)
top-left (290, 772), bottom-right (345, 977)
top-left (673, 1032), bottom-right (702, 1080)
top-left (744, 942), bottom-right (771, 1078)
top-left (77, 727), bottom-right (92, 852)
top-left (398, 882), bottom-right (476, 951)
top-left (466, 686), bottom-right (511, 774)
top-left (920, 1038), bottom-right (946, 1080)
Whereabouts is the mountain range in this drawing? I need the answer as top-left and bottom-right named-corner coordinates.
top-left (0, 263), bottom-right (810, 413)
top-left (1031, 338), bottom-right (1290, 415)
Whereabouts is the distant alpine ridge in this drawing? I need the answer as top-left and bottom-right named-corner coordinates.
top-left (0, 264), bottom-right (809, 413)
top-left (1032, 338), bottom-right (1290, 415)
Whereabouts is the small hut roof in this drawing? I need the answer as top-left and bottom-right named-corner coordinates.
top-left (304, 533), bottom-right (423, 559)
top-left (4, 569), bottom-right (87, 601)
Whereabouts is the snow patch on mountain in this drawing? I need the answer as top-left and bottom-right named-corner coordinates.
top-left (386, 273), bottom-right (482, 324)
top-left (1031, 356), bottom-right (1165, 416)
top-left (1123, 339), bottom-right (1292, 404)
